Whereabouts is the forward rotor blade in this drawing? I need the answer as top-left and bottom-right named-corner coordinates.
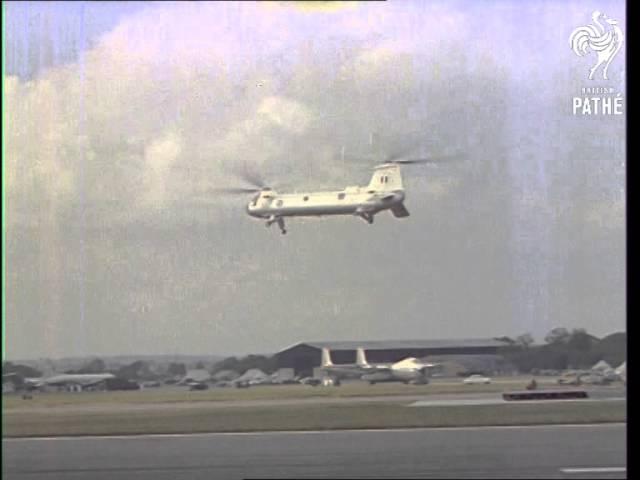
top-left (391, 153), bottom-right (463, 165)
top-left (237, 168), bottom-right (268, 189)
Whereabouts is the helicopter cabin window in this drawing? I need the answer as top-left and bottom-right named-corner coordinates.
top-left (338, 192), bottom-right (346, 200)
top-left (276, 199), bottom-right (283, 207)
top-left (303, 196), bottom-right (309, 201)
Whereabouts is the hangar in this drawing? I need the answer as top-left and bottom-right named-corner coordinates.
top-left (274, 339), bottom-right (511, 377)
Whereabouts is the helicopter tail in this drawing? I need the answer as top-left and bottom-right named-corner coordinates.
top-left (367, 164), bottom-right (403, 191)
top-left (390, 203), bottom-right (410, 218)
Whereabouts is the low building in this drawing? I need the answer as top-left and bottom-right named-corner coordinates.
top-left (271, 368), bottom-right (295, 382)
top-left (275, 339), bottom-right (510, 377)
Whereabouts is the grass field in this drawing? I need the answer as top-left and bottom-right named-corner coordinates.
top-left (2, 377), bottom-right (626, 437)
top-left (2, 378), bottom-right (626, 437)
top-left (2, 377), bottom-right (567, 409)
top-left (2, 400), bottom-right (626, 437)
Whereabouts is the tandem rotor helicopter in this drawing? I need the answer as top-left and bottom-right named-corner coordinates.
top-left (217, 152), bottom-right (459, 234)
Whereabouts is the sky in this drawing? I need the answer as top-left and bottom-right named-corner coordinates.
top-left (4, 1), bottom-right (626, 359)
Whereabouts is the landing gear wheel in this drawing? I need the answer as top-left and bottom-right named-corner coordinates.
top-left (281, 229), bottom-right (287, 235)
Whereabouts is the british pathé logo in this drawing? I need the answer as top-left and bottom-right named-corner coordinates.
top-left (569, 11), bottom-right (624, 116)
top-left (569, 11), bottom-right (624, 81)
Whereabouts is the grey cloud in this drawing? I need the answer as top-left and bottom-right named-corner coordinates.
top-left (5, 1), bottom-right (625, 359)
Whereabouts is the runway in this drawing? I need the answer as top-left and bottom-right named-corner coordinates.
top-left (2, 423), bottom-right (626, 479)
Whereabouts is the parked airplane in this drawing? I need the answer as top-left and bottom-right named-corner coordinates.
top-left (357, 350), bottom-right (436, 385)
top-left (320, 348), bottom-right (437, 385)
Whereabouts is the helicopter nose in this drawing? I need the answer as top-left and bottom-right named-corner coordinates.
top-left (246, 203), bottom-right (258, 217)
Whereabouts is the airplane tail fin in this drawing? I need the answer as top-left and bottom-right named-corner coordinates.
top-left (356, 347), bottom-right (369, 367)
top-left (321, 348), bottom-right (334, 367)
top-left (367, 164), bottom-right (403, 192)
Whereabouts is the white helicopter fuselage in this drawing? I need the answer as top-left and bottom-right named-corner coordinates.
top-left (247, 187), bottom-right (405, 218)
top-left (245, 163), bottom-right (410, 233)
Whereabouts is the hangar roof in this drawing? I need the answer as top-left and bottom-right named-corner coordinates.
top-left (277, 338), bottom-right (509, 353)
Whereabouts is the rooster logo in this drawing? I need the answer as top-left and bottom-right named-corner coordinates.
top-left (569, 11), bottom-right (624, 80)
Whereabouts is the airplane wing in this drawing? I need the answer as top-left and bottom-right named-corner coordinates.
top-left (391, 202), bottom-right (410, 218)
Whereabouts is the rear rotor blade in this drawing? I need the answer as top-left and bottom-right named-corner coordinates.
top-left (210, 186), bottom-right (262, 194)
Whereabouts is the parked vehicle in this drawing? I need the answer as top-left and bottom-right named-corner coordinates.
top-left (462, 374), bottom-right (491, 385)
top-left (188, 382), bottom-right (209, 391)
top-left (557, 375), bottom-right (581, 385)
top-left (299, 377), bottom-right (322, 386)
top-left (278, 379), bottom-right (300, 385)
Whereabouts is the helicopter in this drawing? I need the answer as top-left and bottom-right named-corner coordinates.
top-left (218, 155), bottom-right (455, 234)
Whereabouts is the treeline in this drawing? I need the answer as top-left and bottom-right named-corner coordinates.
top-left (4, 329), bottom-right (626, 382)
top-left (211, 355), bottom-right (277, 375)
top-left (57, 354), bottom-right (277, 380)
top-left (497, 329), bottom-right (625, 373)
top-left (2, 362), bottom-right (43, 387)
top-left (2, 362), bottom-right (42, 378)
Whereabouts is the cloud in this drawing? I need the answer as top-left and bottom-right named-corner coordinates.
top-left (7, 1), bottom-right (475, 230)
top-left (141, 131), bottom-right (183, 208)
top-left (257, 96), bottom-right (312, 134)
top-left (5, 2), bottom-right (624, 232)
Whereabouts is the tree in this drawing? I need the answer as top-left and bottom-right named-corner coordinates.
top-left (78, 358), bottom-right (106, 374)
top-left (167, 362), bottom-right (186, 376)
top-left (2, 362), bottom-right (42, 378)
top-left (195, 361), bottom-right (205, 369)
top-left (515, 333), bottom-right (535, 349)
top-left (567, 329), bottom-right (595, 352)
top-left (212, 355), bottom-right (278, 375)
top-left (116, 361), bottom-right (156, 380)
top-left (544, 327), bottom-right (570, 345)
